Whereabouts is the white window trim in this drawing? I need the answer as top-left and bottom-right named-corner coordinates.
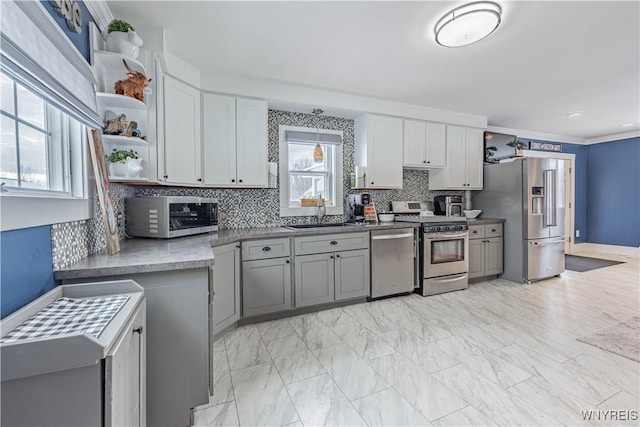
top-left (279, 125), bottom-right (343, 217)
top-left (0, 193), bottom-right (93, 231)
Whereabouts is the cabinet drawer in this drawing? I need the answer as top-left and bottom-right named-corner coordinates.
top-left (242, 238), bottom-right (290, 260)
top-left (294, 232), bottom-right (369, 255)
top-left (485, 223), bottom-right (503, 237)
top-left (468, 224), bottom-right (485, 239)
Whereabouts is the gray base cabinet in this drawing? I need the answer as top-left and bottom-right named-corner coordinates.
top-left (213, 243), bottom-right (241, 335)
top-left (468, 223), bottom-right (504, 279)
top-left (335, 249), bottom-right (370, 301)
top-left (1, 281), bottom-right (145, 427)
top-left (106, 303), bottom-right (147, 427)
top-left (295, 253), bottom-right (335, 307)
top-left (241, 238), bottom-right (292, 317)
top-left (468, 239), bottom-right (484, 278)
top-left (62, 269), bottom-right (210, 427)
top-left (243, 257), bottom-right (292, 316)
top-left (484, 237), bottom-right (503, 276)
top-left (293, 232), bottom-right (370, 309)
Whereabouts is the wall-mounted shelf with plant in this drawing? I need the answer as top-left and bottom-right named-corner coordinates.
top-left (106, 148), bottom-right (144, 180)
top-left (105, 19), bottom-right (143, 60)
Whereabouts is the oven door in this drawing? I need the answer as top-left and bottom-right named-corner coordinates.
top-left (424, 232), bottom-right (469, 278)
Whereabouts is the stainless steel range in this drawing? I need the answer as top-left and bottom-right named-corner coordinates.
top-left (392, 201), bottom-right (469, 296)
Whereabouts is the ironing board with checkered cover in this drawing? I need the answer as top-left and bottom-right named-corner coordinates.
top-left (1, 295), bottom-right (130, 344)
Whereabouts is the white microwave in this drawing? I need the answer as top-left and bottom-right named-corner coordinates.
top-left (125, 196), bottom-right (218, 238)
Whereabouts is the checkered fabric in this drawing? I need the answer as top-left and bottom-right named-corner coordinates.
top-left (1, 295), bottom-right (130, 344)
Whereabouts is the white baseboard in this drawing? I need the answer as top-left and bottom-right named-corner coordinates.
top-left (572, 243), bottom-right (640, 260)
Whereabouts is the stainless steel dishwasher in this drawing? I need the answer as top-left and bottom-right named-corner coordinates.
top-left (370, 228), bottom-right (416, 298)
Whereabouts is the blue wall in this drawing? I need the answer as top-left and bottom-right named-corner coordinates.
top-left (40, 0), bottom-right (94, 62)
top-left (1, 226), bottom-right (55, 318)
top-left (0, 1), bottom-right (95, 318)
top-left (586, 137), bottom-right (640, 247)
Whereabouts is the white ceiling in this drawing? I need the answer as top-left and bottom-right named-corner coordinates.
top-left (108, 1), bottom-right (640, 140)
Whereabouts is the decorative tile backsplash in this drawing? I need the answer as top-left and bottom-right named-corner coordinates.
top-left (51, 183), bottom-right (135, 269)
top-left (51, 109), bottom-right (462, 268)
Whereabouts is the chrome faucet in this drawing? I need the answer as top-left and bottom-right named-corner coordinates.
top-left (317, 193), bottom-right (326, 224)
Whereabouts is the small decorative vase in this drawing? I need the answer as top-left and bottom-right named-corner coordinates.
top-left (124, 157), bottom-right (143, 178)
top-left (109, 161), bottom-right (127, 177)
top-left (106, 30), bottom-right (143, 59)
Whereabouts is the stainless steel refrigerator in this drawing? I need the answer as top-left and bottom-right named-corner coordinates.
top-left (472, 157), bottom-right (566, 283)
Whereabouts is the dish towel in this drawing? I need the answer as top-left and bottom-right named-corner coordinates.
top-left (2, 295), bottom-right (130, 344)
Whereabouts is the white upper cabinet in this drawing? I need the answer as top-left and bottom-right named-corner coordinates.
top-left (202, 94), bottom-right (237, 185)
top-left (235, 98), bottom-right (268, 187)
top-left (202, 94), bottom-right (268, 187)
top-left (403, 120), bottom-right (446, 168)
top-left (429, 125), bottom-right (484, 190)
top-left (162, 75), bottom-right (202, 185)
top-left (464, 127), bottom-right (484, 189)
top-left (355, 114), bottom-right (403, 189)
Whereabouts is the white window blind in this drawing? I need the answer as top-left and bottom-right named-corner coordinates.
top-left (0, 0), bottom-right (100, 127)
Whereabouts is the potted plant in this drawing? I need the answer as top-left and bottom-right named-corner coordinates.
top-left (507, 140), bottom-right (527, 157)
top-left (107, 148), bottom-right (142, 178)
top-left (105, 19), bottom-right (143, 59)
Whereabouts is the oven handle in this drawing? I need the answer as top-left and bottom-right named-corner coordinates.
top-left (425, 232), bottom-right (468, 239)
top-left (431, 273), bottom-right (468, 283)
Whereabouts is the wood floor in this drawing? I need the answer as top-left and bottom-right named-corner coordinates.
top-left (195, 250), bottom-right (640, 426)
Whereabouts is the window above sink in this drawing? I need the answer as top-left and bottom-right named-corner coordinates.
top-left (278, 125), bottom-right (344, 217)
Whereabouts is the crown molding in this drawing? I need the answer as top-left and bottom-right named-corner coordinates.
top-left (486, 126), bottom-right (586, 144)
top-left (585, 130), bottom-right (640, 145)
top-left (486, 125), bottom-right (640, 146)
top-left (84, 0), bottom-right (113, 33)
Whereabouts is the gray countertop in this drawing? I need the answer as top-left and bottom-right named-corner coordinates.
top-left (54, 222), bottom-right (421, 281)
top-left (466, 218), bottom-right (505, 224)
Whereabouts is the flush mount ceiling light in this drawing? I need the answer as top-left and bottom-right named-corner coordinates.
top-left (567, 111), bottom-right (584, 118)
top-left (434, 1), bottom-right (502, 48)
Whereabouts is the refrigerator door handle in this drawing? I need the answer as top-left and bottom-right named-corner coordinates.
top-left (543, 169), bottom-right (557, 226)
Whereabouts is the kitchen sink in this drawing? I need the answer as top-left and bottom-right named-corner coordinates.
top-left (284, 223), bottom-right (359, 230)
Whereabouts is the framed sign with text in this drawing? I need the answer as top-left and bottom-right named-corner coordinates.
top-left (529, 141), bottom-right (563, 152)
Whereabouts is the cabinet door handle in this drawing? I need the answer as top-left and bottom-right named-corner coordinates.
top-left (330, 240), bottom-right (338, 245)
top-left (262, 246), bottom-right (272, 252)
top-left (163, 175), bottom-right (168, 179)
top-left (197, 178), bottom-right (202, 182)
top-left (491, 229), bottom-right (496, 232)
top-left (133, 326), bottom-right (144, 335)
top-left (336, 254), bottom-right (340, 258)
top-left (427, 161), bottom-right (430, 164)
top-left (423, 160), bottom-right (427, 163)
top-left (286, 259), bottom-right (290, 264)
top-left (472, 230), bottom-right (478, 234)
top-left (239, 179), bottom-right (243, 183)
top-left (330, 255), bottom-right (334, 259)
top-left (231, 179), bottom-right (235, 183)
top-left (371, 181), bottom-right (374, 185)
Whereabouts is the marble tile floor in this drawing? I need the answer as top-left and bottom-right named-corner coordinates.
top-left (193, 253), bottom-right (639, 426)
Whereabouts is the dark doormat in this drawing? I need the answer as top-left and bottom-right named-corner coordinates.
top-left (565, 255), bottom-right (624, 272)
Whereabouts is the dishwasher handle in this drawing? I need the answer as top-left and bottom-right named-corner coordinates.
top-left (371, 232), bottom-right (414, 241)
